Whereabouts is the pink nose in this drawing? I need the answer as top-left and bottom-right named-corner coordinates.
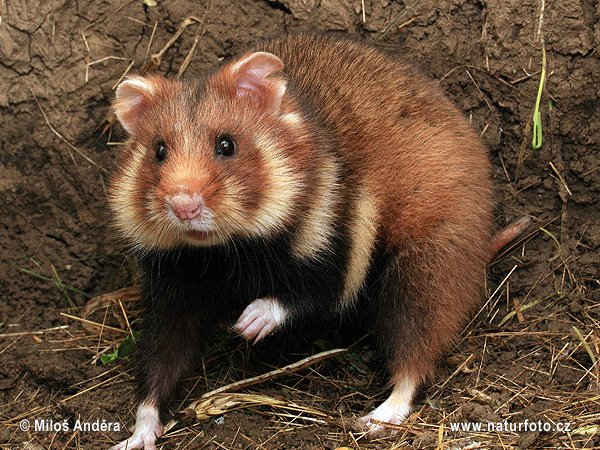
top-left (170, 192), bottom-right (204, 220)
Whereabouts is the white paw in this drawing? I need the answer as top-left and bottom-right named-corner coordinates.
top-left (111, 401), bottom-right (163, 450)
top-left (234, 297), bottom-right (288, 343)
top-left (359, 398), bottom-right (409, 433)
top-left (359, 376), bottom-right (416, 434)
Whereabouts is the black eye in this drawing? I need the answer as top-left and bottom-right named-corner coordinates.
top-left (155, 141), bottom-right (167, 162)
top-left (215, 135), bottom-right (237, 157)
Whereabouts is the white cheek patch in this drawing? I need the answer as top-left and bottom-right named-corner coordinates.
top-left (252, 136), bottom-right (304, 236)
top-left (111, 400), bottom-right (164, 450)
top-left (290, 154), bottom-right (340, 260)
top-left (110, 144), bottom-right (145, 240)
top-left (233, 297), bottom-right (289, 344)
top-left (359, 376), bottom-right (417, 433)
top-left (110, 142), bottom-right (188, 252)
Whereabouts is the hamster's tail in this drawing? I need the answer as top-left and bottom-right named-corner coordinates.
top-left (490, 216), bottom-right (532, 261)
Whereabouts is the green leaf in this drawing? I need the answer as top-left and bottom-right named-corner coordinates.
top-left (117, 332), bottom-right (140, 358)
top-left (101, 332), bottom-right (141, 364)
top-left (531, 44), bottom-right (547, 149)
top-left (100, 349), bottom-right (119, 364)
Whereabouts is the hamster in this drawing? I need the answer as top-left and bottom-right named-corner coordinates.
top-left (108, 33), bottom-right (497, 449)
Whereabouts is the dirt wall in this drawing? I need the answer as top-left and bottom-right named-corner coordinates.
top-left (1, 1), bottom-right (598, 449)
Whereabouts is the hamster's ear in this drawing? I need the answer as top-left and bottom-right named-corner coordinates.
top-left (230, 52), bottom-right (286, 115)
top-left (114, 76), bottom-right (158, 136)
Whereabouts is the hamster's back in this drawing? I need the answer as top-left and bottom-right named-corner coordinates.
top-left (261, 34), bottom-right (492, 246)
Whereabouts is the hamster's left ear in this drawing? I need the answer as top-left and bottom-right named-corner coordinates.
top-left (229, 51), bottom-right (287, 115)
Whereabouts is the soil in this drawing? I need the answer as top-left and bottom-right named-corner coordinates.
top-left (1, 1), bottom-right (599, 449)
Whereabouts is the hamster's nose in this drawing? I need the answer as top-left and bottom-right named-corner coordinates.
top-left (169, 192), bottom-right (204, 220)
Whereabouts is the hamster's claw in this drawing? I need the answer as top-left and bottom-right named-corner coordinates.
top-left (359, 413), bottom-right (402, 435)
top-left (234, 297), bottom-right (288, 343)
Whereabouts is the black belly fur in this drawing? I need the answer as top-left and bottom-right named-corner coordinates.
top-left (133, 223), bottom-right (354, 407)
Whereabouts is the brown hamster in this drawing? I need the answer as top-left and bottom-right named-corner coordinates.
top-left (109, 33), bottom-right (498, 449)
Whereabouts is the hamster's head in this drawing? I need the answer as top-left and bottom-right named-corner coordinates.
top-left (109, 52), bottom-right (310, 252)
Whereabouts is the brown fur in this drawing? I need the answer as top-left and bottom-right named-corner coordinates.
top-left (109, 33), bottom-right (496, 446)
top-left (260, 34), bottom-right (493, 383)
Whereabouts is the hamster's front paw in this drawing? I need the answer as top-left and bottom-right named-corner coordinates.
top-left (234, 297), bottom-right (288, 343)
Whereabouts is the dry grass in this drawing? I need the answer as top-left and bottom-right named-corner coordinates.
top-left (3, 218), bottom-right (598, 449)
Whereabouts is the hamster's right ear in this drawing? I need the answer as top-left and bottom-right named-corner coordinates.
top-left (114, 76), bottom-right (158, 137)
top-left (228, 52), bottom-right (287, 115)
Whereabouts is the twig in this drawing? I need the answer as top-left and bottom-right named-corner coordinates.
top-left (515, 122), bottom-right (531, 180)
top-left (549, 161), bottom-right (573, 196)
top-left (60, 312), bottom-right (127, 334)
top-left (374, 0), bottom-right (421, 42)
top-left (176, 33), bottom-right (202, 80)
top-left (112, 59), bottom-right (135, 90)
top-left (573, 326), bottom-right (597, 365)
top-left (88, 56), bottom-right (130, 66)
top-left (33, 94), bottom-right (107, 172)
top-left (465, 68), bottom-right (492, 111)
top-left (464, 265), bottom-right (519, 332)
top-left (145, 21), bottom-right (158, 60)
top-left (536, 0), bottom-right (545, 43)
top-left (191, 348), bottom-right (346, 406)
top-left (0, 325), bottom-right (69, 338)
top-left (434, 354), bottom-right (475, 394)
top-left (81, 30), bottom-right (90, 83)
top-left (164, 348), bottom-right (346, 433)
top-left (141, 15), bottom-right (205, 75)
top-left (175, 1), bottom-right (212, 80)
top-left (361, 0), bottom-right (366, 23)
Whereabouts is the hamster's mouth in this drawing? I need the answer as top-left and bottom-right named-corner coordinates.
top-left (184, 230), bottom-right (216, 242)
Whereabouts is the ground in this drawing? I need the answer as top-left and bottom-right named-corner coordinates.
top-left (1, 0), bottom-right (599, 449)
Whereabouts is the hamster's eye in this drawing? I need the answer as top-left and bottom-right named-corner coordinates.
top-left (155, 141), bottom-right (167, 162)
top-left (215, 135), bottom-right (237, 158)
